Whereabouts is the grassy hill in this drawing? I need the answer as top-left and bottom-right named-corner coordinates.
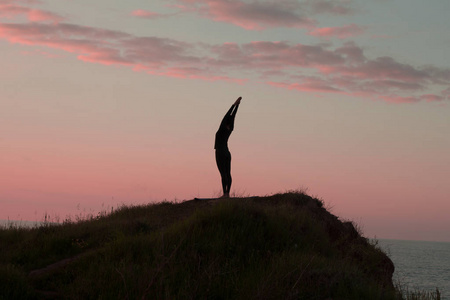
top-left (0, 191), bottom-right (439, 299)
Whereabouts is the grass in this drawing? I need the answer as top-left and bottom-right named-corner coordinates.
top-left (0, 191), bottom-right (441, 299)
top-left (395, 284), bottom-right (441, 300)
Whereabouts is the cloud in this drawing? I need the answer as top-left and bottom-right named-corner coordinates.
top-left (420, 94), bottom-right (444, 102)
top-left (308, 24), bottom-right (365, 39)
top-left (0, 0), bottom-right (43, 4)
top-left (0, 3), bottom-right (63, 23)
top-left (171, 0), bottom-right (358, 30)
top-left (209, 40), bottom-right (449, 103)
top-left (0, 18), bottom-right (245, 82)
top-left (267, 79), bottom-right (342, 93)
top-left (131, 9), bottom-right (163, 19)
top-left (303, 0), bottom-right (356, 16)
top-left (1, 5), bottom-right (449, 105)
top-left (217, 40), bottom-right (449, 103)
top-left (0, 22), bottom-right (199, 68)
top-left (210, 41), bottom-right (345, 69)
top-left (442, 88), bottom-right (450, 100)
top-left (175, 0), bottom-right (316, 30)
top-left (379, 95), bottom-right (420, 104)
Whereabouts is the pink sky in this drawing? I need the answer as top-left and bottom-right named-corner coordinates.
top-left (1, 0), bottom-right (449, 242)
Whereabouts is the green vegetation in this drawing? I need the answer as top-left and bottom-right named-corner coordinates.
top-left (0, 191), bottom-right (441, 299)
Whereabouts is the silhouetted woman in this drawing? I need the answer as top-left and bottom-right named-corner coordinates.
top-left (215, 97), bottom-right (241, 198)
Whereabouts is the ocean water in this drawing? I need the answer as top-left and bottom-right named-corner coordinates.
top-left (378, 239), bottom-right (450, 298)
top-left (0, 219), bottom-right (42, 228)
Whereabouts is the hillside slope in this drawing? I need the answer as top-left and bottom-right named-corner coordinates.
top-left (0, 192), bottom-right (397, 299)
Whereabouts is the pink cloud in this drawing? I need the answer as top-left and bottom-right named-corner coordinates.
top-left (131, 9), bottom-right (163, 19)
top-left (159, 67), bottom-right (248, 84)
top-left (209, 40), bottom-right (442, 98)
top-left (420, 94), bottom-right (444, 102)
top-left (176, 0), bottom-right (315, 30)
top-left (380, 95), bottom-right (420, 104)
top-left (210, 41), bottom-right (345, 70)
top-left (1, 5), bottom-right (449, 105)
top-left (4, 0), bottom-right (43, 4)
top-left (0, 21), bottom-right (236, 81)
top-left (337, 56), bottom-right (429, 82)
top-left (20, 49), bottom-right (61, 58)
top-left (0, 3), bottom-right (63, 23)
top-left (308, 24), bottom-right (365, 39)
top-left (214, 40), bottom-right (449, 103)
top-left (442, 88), bottom-right (450, 100)
top-left (0, 22), bottom-right (199, 67)
top-left (27, 9), bottom-right (63, 23)
top-left (304, 0), bottom-right (356, 16)
top-left (267, 79), bottom-right (342, 93)
top-left (172, 0), bottom-right (359, 30)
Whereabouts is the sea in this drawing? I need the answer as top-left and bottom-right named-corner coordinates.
top-left (378, 239), bottom-right (450, 299)
top-left (0, 219), bottom-right (43, 228)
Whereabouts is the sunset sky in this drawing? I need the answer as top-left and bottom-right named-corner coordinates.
top-left (1, 0), bottom-right (449, 242)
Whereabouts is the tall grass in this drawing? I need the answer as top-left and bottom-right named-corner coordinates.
top-left (0, 192), bottom-right (441, 299)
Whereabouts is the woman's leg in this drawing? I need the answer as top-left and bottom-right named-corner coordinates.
top-left (216, 150), bottom-right (232, 197)
top-left (224, 153), bottom-right (232, 195)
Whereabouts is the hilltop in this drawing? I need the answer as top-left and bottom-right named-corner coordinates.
top-left (1, 191), bottom-right (398, 299)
